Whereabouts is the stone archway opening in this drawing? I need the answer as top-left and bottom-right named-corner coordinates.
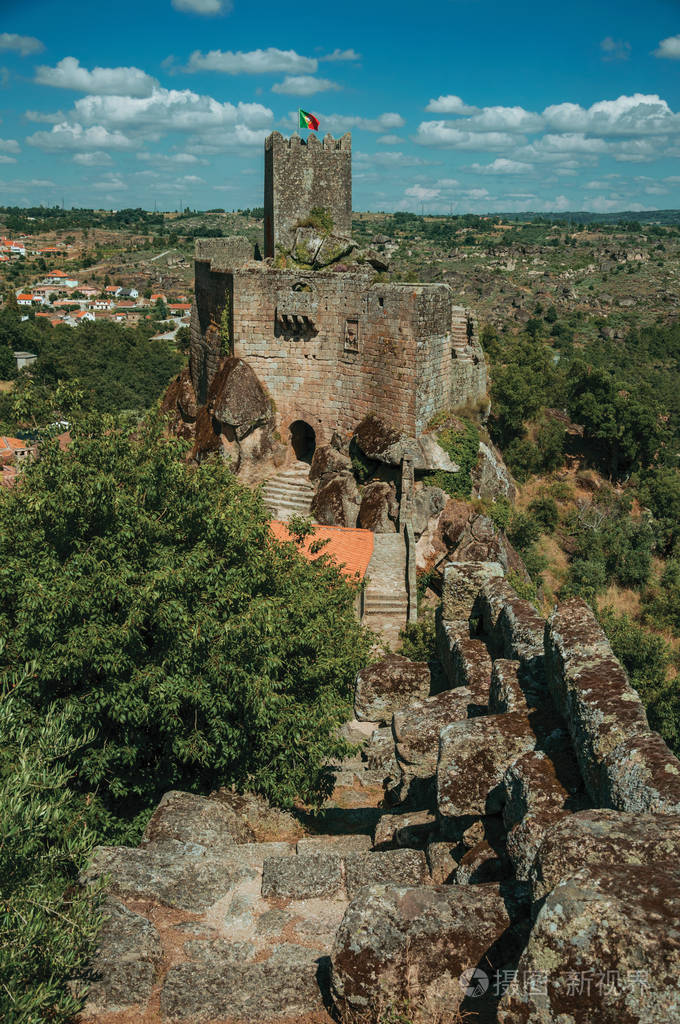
top-left (290, 420), bottom-right (316, 463)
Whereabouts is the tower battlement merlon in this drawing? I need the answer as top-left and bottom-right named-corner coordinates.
top-left (264, 131), bottom-right (351, 153)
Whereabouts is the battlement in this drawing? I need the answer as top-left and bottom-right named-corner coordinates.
top-left (265, 131), bottom-right (351, 153)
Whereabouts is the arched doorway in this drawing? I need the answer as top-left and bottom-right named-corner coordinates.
top-left (290, 420), bottom-right (316, 463)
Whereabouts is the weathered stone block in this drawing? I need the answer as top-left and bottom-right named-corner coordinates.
top-left (161, 939), bottom-right (331, 1022)
top-left (455, 839), bottom-right (508, 885)
top-left (437, 711), bottom-right (537, 830)
top-left (344, 849), bottom-right (428, 898)
top-left (529, 808), bottom-right (680, 908)
top-left (82, 897), bottom-right (162, 1017)
top-left (141, 790), bottom-right (250, 848)
top-left (373, 809), bottom-right (437, 850)
top-left (488, 658), bottom-right (524, 713)
top-left (394, 686), bottom-right (476, 786)
top-left (545, 599), bottom-right (650, 800)
top-left (261, 853), bottom-right (344, 900)
top-left (354, 654), bottom-right (430, 724)
top-left (441, 560), bottom-right (504, 622)
top-left (331, 883), bottom-right (519, 1023)
top-left (498, 865), bottom-right (680, 1024)
top-left (601, 730), bottom-right (680, 815)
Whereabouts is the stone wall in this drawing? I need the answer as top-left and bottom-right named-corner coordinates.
top-left (193, 257), bottom-right (467, 447)
top-left (264, 132), bottom-right (352, 258)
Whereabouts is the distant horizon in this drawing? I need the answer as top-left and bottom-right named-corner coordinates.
top-left (1, 0), bottom-right (679, 213)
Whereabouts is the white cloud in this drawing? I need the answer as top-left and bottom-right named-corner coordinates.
top-left (377, 134), bottom-right (402, 145)
top-left (416, 122), bottom-right (519, 149)
top-left (188, 124), bottom-right (272, 152)
top-left (425, 95), bottom-right (478, 115)
top-left (463, 106), bottom-right (543, 133)
top-left (185, 48), bottom-right (316, 74)
top-left (171, 0), bottom-right (232, 14)
top-left (406, 185), bottom-right (441, 201)
top-left (91, 175), bottom-right (128, 191)
top-left (309, 111), bottom-right (405, 134)
top-left (320, 49), bottom-right (361, 62)
top-left (0, 138), bottom-right (20, 153)
top-left (25, 109), bottom-right (66, 124)
top-left (27, 123), bottom-right (135, 151)
top-left (71, 88), bottom-right (273, 135)
top-left (35, 57), bottom-right (158, 97)
top-left (0, 155), bottom-right (16, 164)
top-left (601, 37), bottom-right (631, 61)
top-left (138, 151), bottom-right (202, 164)
top-left (355, 151), bottom-right (438, 167)
top-left (654, 35), bottom-right (680, 59)
top-left (0, 33), bottom-right (44, 56)
top-left (470, 158), bottom-right (534, 174)
top-left (543, 94), bottom-right (679, 136)
top-left (272, 76), bottom-right (340, 96)
top-left (73, 151), bottom-right (113, 165)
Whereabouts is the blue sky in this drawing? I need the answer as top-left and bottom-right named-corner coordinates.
top-left (1, 0), bottom-right (679, 213)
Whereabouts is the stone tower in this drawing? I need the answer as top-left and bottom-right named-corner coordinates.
top-left (263, 131), bottom-right (352, 258)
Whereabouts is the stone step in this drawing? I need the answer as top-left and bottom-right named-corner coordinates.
top-left (261, 848), bottom-right (429, 901)
top-left (264, 479), bottom-right (315, 493)
top-left (266, 502), bottom-right (313, 517)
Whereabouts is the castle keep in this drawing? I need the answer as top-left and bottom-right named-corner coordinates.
top-left (189, 131), bottom-right (487, 459)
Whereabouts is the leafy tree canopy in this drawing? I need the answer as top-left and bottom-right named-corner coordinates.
top-left (0, 416), bottom-right (372, 843)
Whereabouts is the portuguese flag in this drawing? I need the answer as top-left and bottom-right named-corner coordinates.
top-left (299, 108), bottom-right (320, 131)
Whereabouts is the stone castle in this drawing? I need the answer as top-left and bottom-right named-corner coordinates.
top-left (187, 131), bottom-right (487, 461)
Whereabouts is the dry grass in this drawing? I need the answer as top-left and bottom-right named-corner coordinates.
top-left (0, 380), bottom-right (14, 393)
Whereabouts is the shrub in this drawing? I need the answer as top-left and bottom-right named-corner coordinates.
top-left (0, 653), bottom-right (103, 1024)
top-left (423, 419), bottom-right (480, 499)
top-left (399, 615), bottom-right (437, 662)
top-left (0, 415), bottom-right (372, 842)
top-left (599, 609), bottom-right (680, 756)
top-left (528, 495), bottom-right (559, 533)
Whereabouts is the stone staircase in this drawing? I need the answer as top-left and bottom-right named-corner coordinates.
top-left (262, 462), bottom-right (315, 521)
top-left (362, 533), bottom-right (409, 647)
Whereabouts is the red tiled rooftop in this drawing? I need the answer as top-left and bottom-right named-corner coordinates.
top-left (269, 521), bottom-right (374, 579)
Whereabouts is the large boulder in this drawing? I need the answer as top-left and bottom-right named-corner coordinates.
top-left (412, 485), bottom-right (448, 538)
top-left (498, 864), bottom-right (680, 1023)
top-left (208, 357), bottom-right (270, 440)
top-left (142, 790), bottom-right (254, 848)
top-left (354, 654), bottom-right (431, 724)
top-left (353, 414), bottom-right (459, 472)
top-left (415, 498), bottom-right (471, 573)
top-left (312, 471), bottom-right (360, 527)
top-left (309, 444), bottom-right (353, 484)
top-left (357, 480), bottom-right (399, 533)
top-left (331, 883), bottom-right (524, 1024)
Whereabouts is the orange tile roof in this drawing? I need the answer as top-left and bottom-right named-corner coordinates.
top-left (0, 436), bottom-right (32, 451)
top-left (17, 293), bottom-right (33, 300)
top-left (269, 521), bottom-right (375, 579)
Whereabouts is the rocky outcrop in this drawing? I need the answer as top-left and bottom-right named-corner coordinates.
top-left (311, 471), bottom-right (360, 527)
top-left (80, 561), bottom-right (680, 1024)
top-left (353, 414), bottom-right (459, 472)
top-left (472, 440), bottom-right (517, 502)
top-left (309, 444), bottom-right (353, 484)
top-left (357, 480), bottom-right (399, 533)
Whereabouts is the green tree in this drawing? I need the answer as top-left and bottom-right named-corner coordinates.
top-left (0, 417), bottom-right (372, 841)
